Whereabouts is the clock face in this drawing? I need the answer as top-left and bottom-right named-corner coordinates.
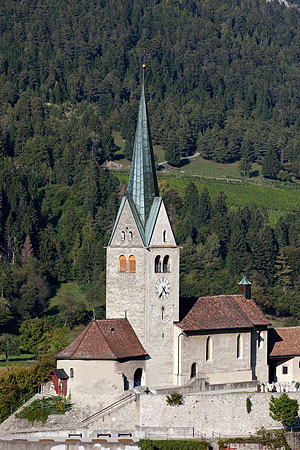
top-left (155, 277), bottom-right (171, 300)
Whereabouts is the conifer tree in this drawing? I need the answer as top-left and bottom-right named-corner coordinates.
top-left (269, 393), bottom-right (298, 428)
top-left (165, 137), bottom-right (181, 166)
top-left (275, 251), bottom-right (293, 295)
top-left (227, 211), bottom-right (248, 274)
top-left (198, 187), bottom-right (211, 227)
top-left (251, 225), bottom-right (277, 282)
top-left (21, 235), bottom-right (34, 265)
top-left (262, 147), bottom-right (281, 179)
top-left (239, 149), bottom-right (252, 177)
top-left (177, 183), bottom-right (199, 242)
top-left (211, 192), bottom-right (230, 258)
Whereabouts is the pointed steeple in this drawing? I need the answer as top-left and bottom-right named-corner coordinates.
top-left (128, 68), bottom-right (159, 226)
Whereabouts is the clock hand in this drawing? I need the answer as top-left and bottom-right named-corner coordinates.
top-left (162, 286), bottom-right (167, 295)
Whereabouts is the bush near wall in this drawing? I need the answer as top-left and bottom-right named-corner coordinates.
top-left (16, 395), bottom-right (72, 424)
top-left (218, 431), bottom-right (290, 450)
top-left (138, 440), bottom-right (208, 450)
top-left (0, 356), bottom-right (55, 423)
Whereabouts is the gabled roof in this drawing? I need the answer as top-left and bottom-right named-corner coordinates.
top-left (269, 327), bottom-right (300, 358)
top-left (48, 368), bottom-right (69, 380)
top-left (127, 79), bottom-right (159, 226)
top-left (108, 195), bottom-right (162, 247)
top-left (178, 295), bottom-right (270, 332)
top-left (56, 319), bottom-right (147, 360)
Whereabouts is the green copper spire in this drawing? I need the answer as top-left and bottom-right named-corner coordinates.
top-left (128, 70), bottom-right (159, 225)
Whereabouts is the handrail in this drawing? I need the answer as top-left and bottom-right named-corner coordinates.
top-left (81, 393), bottom-right (135, 424)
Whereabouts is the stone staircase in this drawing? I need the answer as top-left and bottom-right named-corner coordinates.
top-left (0, 389), bottom-right (139, 436)
top-left (81, 393), bottom-right (136, 426)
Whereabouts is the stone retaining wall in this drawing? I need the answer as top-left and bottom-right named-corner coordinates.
top-left (0, 443), bottom-right (138, 450)
top-left (139, 392), bottom-right (300, 437)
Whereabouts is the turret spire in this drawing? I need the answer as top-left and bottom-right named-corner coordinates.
top-left (128, 67), bottom-right (159, 225)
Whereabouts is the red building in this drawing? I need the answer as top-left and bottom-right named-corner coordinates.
top-left (48, 368), bottom-right (69, 395)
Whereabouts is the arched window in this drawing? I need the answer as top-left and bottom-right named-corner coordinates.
top-left (134, 368), bottom-right (143, 387)
top-left (190, 363), bottom-right (197, 379)
top-left (163, 230), bottom-right (167, 242)
top-left (155, 255), bottom-right (161, 273)
top-left (119, 255), bottom-right (127, 272)
top-left (129, 231), bottom-right (133, 240)
top-left (163, 255), bottom-right (170, 273)
top-left (121, 231), bottom-right (125, 241)
top-left (237, 334), bottom-right (242, 359)
top-left (129, 255), bottom-right (136, 273)
top-left (206, 336), bottom-right (212, 361)
top-left (70, 368), bottom-right (74, 379)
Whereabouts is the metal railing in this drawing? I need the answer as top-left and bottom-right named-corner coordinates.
top-left (81, 393), bottom-right (135, 425)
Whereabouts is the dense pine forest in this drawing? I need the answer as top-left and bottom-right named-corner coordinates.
top-left (2, 0), bottom-right (300, 357)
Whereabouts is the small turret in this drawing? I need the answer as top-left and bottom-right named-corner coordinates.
top-left (239, 274), bottom-right (252, 300)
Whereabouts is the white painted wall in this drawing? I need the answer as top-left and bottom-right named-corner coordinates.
top-left (274, 356), bottom-right (300, 383)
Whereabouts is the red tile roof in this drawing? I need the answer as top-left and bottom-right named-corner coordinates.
top-left (56, 319), bottom-right (147, 360)
top-left (269, 327), bottom-right (300, 357)
top-left (178, 295), bottom-right (270, 332)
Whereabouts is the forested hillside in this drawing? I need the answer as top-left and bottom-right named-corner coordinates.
top-left (1, 0), bottom-right (300, 343)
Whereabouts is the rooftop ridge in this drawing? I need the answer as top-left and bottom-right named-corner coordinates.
top-left (68, 320), bottom-right (94, 358)
top-left (94, 319), bottom-right (118, 359)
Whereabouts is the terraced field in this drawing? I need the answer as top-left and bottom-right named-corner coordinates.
top-left (116, 171), bottom-right (300, 225)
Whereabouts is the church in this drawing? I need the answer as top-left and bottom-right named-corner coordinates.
top-left (54, 76), bottom-right (293, 405)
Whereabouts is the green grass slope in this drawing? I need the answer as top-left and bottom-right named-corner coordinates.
top-left (116, 172), bottom-right (300, 225)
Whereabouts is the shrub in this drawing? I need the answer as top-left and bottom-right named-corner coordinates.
top-left (139, 439), bottom-right (208, 450)
top-left (0, 356), bottom-right (55, 423)
top-left (165, 392), bottom-right (183, 406)
top-left (17, 395), bottom-right (72, 424)
top-left (269, 393), bottom-right (299, 428)
top-left (246, 396), bottom-right (252, 414)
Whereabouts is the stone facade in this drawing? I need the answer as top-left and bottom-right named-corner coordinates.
top-left (55, 80), bottom-right (271, 407)
top-left (138, 391), bottom-right (300, 437)
top-left (176, 327), bottom-right (253, 385)
top-left (106, 199), bottom-right (179, 388)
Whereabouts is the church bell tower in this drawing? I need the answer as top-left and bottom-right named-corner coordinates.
top-left (106, 69), bottom-right (179, 387)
